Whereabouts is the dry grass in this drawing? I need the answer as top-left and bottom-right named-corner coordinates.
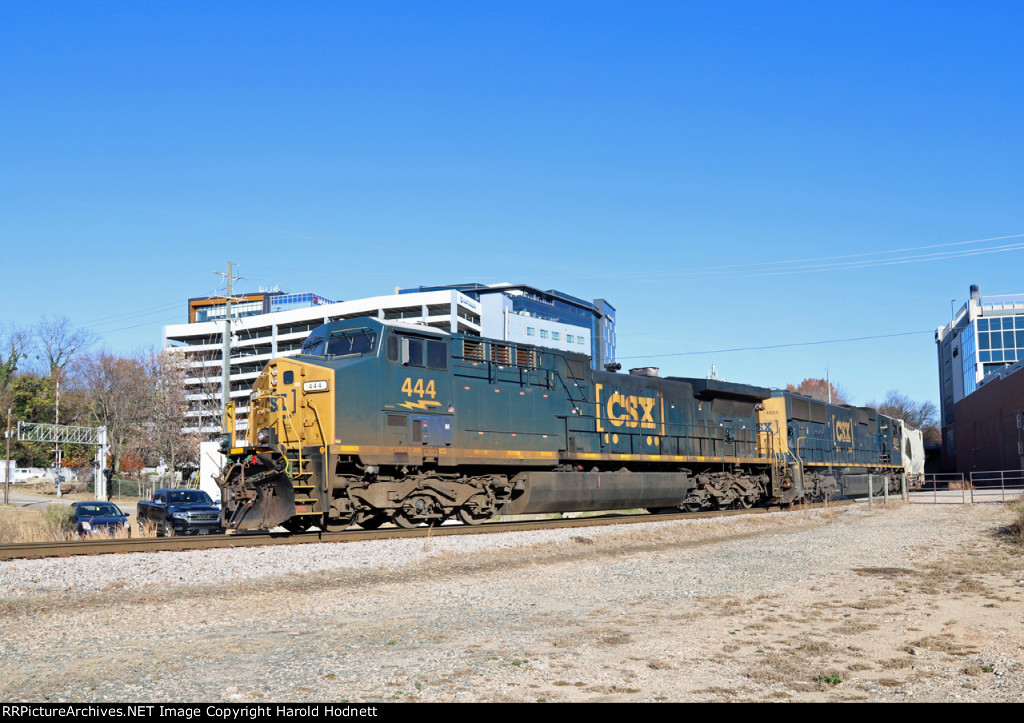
top-left (0, 506), bottom-right (46, 542)
top-left (0, 503), bottom-right (134, 543)
top-left (0, 505), bottom-right (71, 542)
top-left (832, 620), bottom-right (880, 635)
top-left (1007, 501), bottom-right (1024, 545)
top-left (908, 634), bottom-right (978, 657)
top-left (2, 483), bottom-right (143, 543)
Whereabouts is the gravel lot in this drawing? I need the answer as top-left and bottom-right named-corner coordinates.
top-left (0, 502), bottom-right (1021, 702)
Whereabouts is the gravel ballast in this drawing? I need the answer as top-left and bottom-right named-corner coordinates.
top-left (1, 503), bottom-right (1021, 702)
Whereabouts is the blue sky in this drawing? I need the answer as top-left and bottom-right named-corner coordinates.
top-left (2, 1), bottom-right (1022, 407)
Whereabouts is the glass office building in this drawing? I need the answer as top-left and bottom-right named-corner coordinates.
top-left (935, 284), bottom-right (1024, 468)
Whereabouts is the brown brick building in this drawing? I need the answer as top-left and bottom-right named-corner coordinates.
top-left (953, 362), bottom-right (1024, 474)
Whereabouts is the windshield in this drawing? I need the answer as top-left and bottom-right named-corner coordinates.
top-left (325, 330), bottom-right (377, 357)
top-left (301, 333), bottom-right (325, 356)
top-left (168, 490), bottom-right (214, 505)
top-left (78, 503), bottom-right (122, 517)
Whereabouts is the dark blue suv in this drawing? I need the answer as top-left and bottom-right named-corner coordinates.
top-left (68, 501), bottom-right (131, 538)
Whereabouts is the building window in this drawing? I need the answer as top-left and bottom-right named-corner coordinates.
top-left (526, 327), bottom-right (535, 336)
top-left (566, 334), bottom-right (574, 343)
top-left (552, 332), bottom-right (560, 341)
top-left (539, 330), bottom-right (549, 339)
top-left (578, 336), bottom-right (586, 345)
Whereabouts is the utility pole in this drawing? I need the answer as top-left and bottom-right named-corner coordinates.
top-left (55, 379), bottom-right (62, 497)
top-left (215, 262), bottom-right (243, 436)
top-left (5, 408), bottom-right (10, 506)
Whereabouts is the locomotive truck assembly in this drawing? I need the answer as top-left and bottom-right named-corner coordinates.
top-left (218, 317), bottom-right (921, 532)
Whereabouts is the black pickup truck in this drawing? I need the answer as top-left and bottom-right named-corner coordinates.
top-left (136, 489), bottom-right (223, 536)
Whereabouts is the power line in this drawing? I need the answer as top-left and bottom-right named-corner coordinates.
top-left (573, 238), bottom-right (1024, 282)
top-left (617, 330), bottom-right (934, 360)
top-left (89, 317), bottom-right (182, 334)
top-left (653, 232), bottom-right (1024, 274)
top-left (76, 299), bottom-right (184, 326)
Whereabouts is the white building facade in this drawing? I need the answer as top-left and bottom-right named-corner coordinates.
top-left (164, 289), bottom-right (483, 433)
top-left (165, 283), bottom-right (616, 436)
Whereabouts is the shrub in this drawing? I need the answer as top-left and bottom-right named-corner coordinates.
top-left (41, 505), bottom-right (72, 541)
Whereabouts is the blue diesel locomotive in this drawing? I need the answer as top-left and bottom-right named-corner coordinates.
top-left (218, 317), bottom-right (913, 531)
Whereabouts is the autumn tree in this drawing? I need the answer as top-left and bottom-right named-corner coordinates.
top-left (786, 378), bottom-right (850, 405)
top-left (80, 351), bottom-right (153, 476)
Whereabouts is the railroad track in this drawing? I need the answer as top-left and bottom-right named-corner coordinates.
top-left (0, 500), bottom-right (855, 561)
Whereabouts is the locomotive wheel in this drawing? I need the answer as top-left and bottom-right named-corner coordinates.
top-left (456, 494), bottom-right (494, 525)
top-left (456, 507), bottom-right (488, 525)
top-left (680, 501), bottom-right (703, 513)
top-left (394, 494), bottom-right (447, 528)
top-left (392, 512), bottom-right (420, 529)
top-left (324, 513), bottom-right (354, 532)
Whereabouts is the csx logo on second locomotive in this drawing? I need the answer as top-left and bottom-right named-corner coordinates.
top-left (604, 392), bottom-right (657, 429)
top-left (834, 419), bottom-right (853, 445)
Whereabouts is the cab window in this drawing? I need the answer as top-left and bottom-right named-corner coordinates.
top-left (325, 330), bottom-right (377, 357)
top-left (301, 334), bottom-right (325, 356)
top-left (406, 339), bottom-right (424, 366)
top-left (393, 336), bottom-right (447, 369)
top-left (427, 340), bottom-right (447, 369)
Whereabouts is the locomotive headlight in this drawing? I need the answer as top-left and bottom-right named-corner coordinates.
top-left (257, 430), bottom-right (268, 444)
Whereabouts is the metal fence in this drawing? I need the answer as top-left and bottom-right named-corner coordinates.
top-left (78, 475), bottom-right (166, 501)
top-left (909, 470), bottom-right (1024, 504)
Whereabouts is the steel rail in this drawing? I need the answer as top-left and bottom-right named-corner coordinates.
top-left (0, 500), bottom-right (855, 561)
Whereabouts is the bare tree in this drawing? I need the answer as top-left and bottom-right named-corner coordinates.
top-left (146, 349), bottom-right (201, 484)
top-left (181, 349), bottom-right (224, 434)
top-left (786, 378), bottom-right (851, 405)
top-left (867, 390), bottom-right (941, 443)
top-left (34, 316), bottom-right (97, 379)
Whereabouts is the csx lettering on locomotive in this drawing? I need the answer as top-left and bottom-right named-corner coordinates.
top-left (834, 419), bottom-right (854, 445)
top-left (596, 385), bottom-right (658, 430)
